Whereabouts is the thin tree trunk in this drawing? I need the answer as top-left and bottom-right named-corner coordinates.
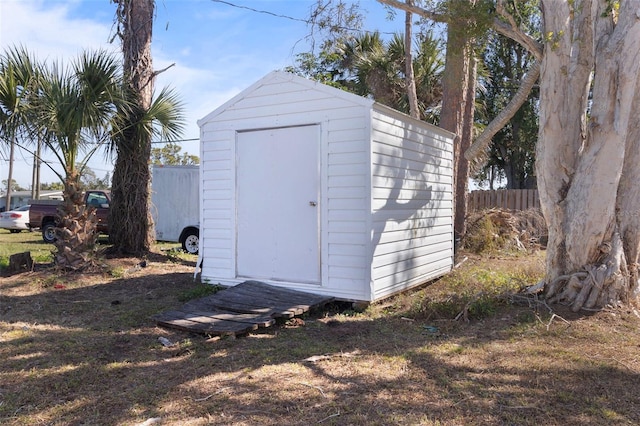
top-left (440, 20), bottom-right (475, 242)
top-left (5, 136), bottom-right (14, 211)
top-left (404, 0), bottom-right (419, 120)
top-left (455, 53), bottom-right (476, 237)
top-left (35, 136), bottom-right (41, 199)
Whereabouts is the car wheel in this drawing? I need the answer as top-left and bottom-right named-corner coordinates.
top-left (42, 223), bottom-right (57, 243)
top-left (181, 229), bottom-right (199, 254)
top-left (9, 229), bottom-right (22, 233)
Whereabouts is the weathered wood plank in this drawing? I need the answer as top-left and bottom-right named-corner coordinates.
top-left (204, 292), bottom-right (298, 318)
top-left (154, 280), bottom-right (334, 335)
top-left (210, 290), bottom-right (306, 315)
top-left (154, 309), bottom-right (275, 329)
top-left (182, 298), bottom-right (274, 316)
top-left (235, 280), bottom-right (334, 305)
top-left (185, 309), bottom-right (276, 328)
top-left (154, 311), bottom-right (258, 335)
top-left (203, 290), bottom-right (308, 315)
top-left (213, 281), bottom-right (333, 317)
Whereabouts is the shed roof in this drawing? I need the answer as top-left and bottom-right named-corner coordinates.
top-left (197, 71), bottom-right (456, 141)
top-left (197, 70), bottom-right (375, 126)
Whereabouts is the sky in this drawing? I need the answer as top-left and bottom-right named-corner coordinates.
top-left (0, 0), bottom-right (406, 189)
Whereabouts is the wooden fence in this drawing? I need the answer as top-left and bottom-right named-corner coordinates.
top-left (468, 189), bottom-right (540, 212)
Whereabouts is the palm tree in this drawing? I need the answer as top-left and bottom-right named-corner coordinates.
top-left (335, 31), bottom-right (444, 120)
top-left (109, 86), bottom-right (185, 254)
top-left (0, 47), bottom-right (37, 211)
top-left (33, 50), bottom-right (125, 269)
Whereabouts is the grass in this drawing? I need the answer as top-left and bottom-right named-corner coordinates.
top-left (0, 228), bottom-right (54, 269)
top-left (0, 228), bottom-right (192, 273)
top-left (1, 232), bottom-right (639, 425)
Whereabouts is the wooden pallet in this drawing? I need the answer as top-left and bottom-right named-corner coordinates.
top-left (153, 280), bottom-right (334, 337)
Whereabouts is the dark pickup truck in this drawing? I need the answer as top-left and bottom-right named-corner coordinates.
top-left (29, 190), bottom-right (111, 243)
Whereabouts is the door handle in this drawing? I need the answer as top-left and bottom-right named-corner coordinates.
top-left (309, 201), bottom-right (317, 207)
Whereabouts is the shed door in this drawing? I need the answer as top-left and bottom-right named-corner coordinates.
top-left (236, 125), bottom-right (320, 284)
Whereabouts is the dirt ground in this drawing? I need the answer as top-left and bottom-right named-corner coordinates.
top-left (1, 250), bottom-right (640, 425)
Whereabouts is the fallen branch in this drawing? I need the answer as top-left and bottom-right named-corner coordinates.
top-left (455, 292), bottom-right (484, 322)
top-left (454, 256), bottom-right (469, 269)
top-left (525, 280), bottom-right (545, 294)
top-left (586, 354), bottom-right (637, 373)
top-left (317, 411), bottom-right (340, 423)
top-left (193, 387), bottom-right (230, 402)
top-left (303, 350), bottom-right (360, 363)
top-left (544, 313), bottom-right (571, 332)
top-left (300, 382), bottom-right (328, 398)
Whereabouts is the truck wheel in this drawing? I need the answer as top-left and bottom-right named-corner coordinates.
top-left (42, 223), bottom-right (57, 243)
top-left (181, 229), bottom-right (199, 254)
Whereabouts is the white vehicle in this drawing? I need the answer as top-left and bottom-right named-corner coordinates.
top-left (0, 205), bottom-right (31, 233)
top-left (150, 165), bottom-right (200, 254)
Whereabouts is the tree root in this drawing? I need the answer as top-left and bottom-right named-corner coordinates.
top-left (542, 232), bottom-right (631, 311)
top-left (544, 266), bottom-right (626, 312)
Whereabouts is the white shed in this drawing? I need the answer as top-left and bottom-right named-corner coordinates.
top-left (197, 71), bottom-right (455, 302)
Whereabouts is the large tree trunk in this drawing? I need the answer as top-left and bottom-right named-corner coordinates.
top-left (110, 0), bottom-right (156, 254)
top-left (537, 0), bottom-right (640, 310)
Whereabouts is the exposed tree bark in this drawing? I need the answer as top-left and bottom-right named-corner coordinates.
top-left (381, 0), bottom-right (640, 308)
top-left (110, 0), bottom-right (156, 254)
top-left (439, 17), bottom-right (475, 241)
top-left (537, 0), bottom-right (640, 310)
top-left (54, 171), bottom-right (99, 269)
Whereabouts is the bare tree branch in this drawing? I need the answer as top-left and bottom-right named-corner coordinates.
top-left (153, 63), bottom-right (176, 78)
top-left (378, 0), bottom-right (543, 162)
top-left (377, 0), bottom-right (543, 58)
top-left (465, 61), bottom-right (540, 161)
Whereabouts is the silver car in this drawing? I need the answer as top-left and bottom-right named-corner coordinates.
top-left (0, 205), bottom-right (31, 233)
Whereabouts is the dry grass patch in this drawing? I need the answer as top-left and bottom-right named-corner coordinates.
top-left (1, 230), bottom-right (640, 425)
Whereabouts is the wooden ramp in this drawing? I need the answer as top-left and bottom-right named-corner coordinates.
top-left (153, 280), bottom-right (334, 337)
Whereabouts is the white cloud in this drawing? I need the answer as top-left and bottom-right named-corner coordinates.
top-left (0, 0), bottom-right (117, 60)
top-left (0, 0), bottom-right (225, 186)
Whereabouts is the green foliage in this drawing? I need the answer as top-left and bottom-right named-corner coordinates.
top-left (463, 215), bottom-right (508, 254)
top-left (403, 255), bottom-right (544, 321)
top-left (150, 142), bottom-right (199, 165)
top-left (287, 28), bottom-right (444, 120)
top-left (178, 283), bottom-right (224, 302)
top-left (474, 0), bottom-right (541, 190)
top-left (39, 181), bottom-right (64, 191)
top-left (440, 0), bottom-right (496, 41)
top-left (1, 179), bottom-right (26, 192)
top-left (78, 165), bottom-right (111, 189)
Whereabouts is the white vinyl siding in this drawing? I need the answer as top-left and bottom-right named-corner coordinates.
top-left (369, 108), bottom-right (454, 300)
top-left (199, 129), bottom-right (234, 278)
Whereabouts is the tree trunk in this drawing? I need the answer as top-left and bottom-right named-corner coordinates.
top-left (110, 0), bottom-right (156, 254)
top-left (440, 21), bottom-right (475, 241)
top-left (537, 0), bottom-right (640, 310)
top-left (5, 136), bottom-right (15, 211)
top-left (54, 171), bottom-right (99, 270)
top-left (404, 0), bottom-right (419, 120)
